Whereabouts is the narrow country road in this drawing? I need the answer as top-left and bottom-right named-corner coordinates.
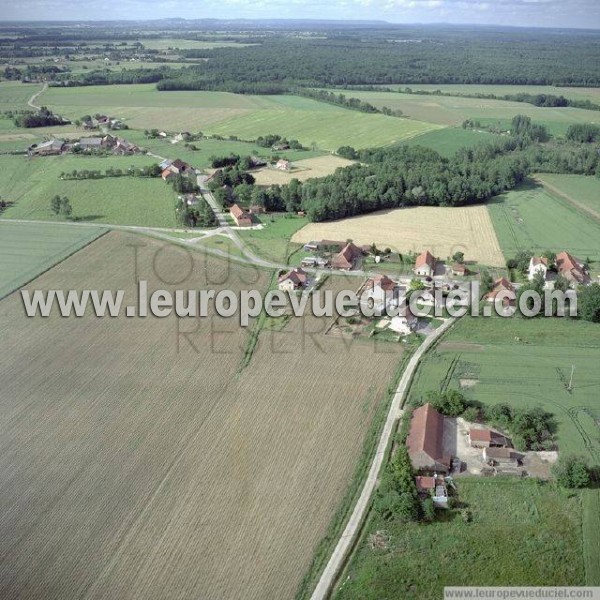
top-left (27, 82), bottom-right (48, 110)
top-left (310, 316), bottom-right (457, 600)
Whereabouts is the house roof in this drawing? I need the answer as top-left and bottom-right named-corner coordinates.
top-left (331, 242), bottom-right (362, 269)
top-left (35, 139), bottom-right (63, 150)
top-left (279, 268), bottom-right (308, 286)
top-left (230, 204), bottom-right (251, 220)
top-left (406, 403), bottom-right (451, 471)
top-left (484, 277), bottom-right (515, 300)
top-left (79, 137), bottom-right (103, 146)
top-left (469, 428), bottom-right (506, 444)
top-left (452, 263), bottom-right (467, 273)
top-left (415, 250), bottom-right (435, 270)
top-left (556, 251), bottom-right (589, 283)
top-left (531, 256), bottom-right (549, 267)
top-left (367, 274), bottom-right (396, 292)
top-left (484, 447), bottom-right (520, 460)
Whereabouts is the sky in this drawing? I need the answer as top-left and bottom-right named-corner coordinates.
top-left (3, 0), bottom-right (600, 29)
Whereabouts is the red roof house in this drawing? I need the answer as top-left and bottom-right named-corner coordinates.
top-left (331, 242), bottom-right (363, 271)
top-left (556, 251), bottom-right (590, 285)
top-left (414, 250), bottom-right (436, 277)
top-left (406, 403), bottom-right (451, 472)
top-left (230, 204), bottom-right (253, 227)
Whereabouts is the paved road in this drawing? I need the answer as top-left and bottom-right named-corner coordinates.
top-left (310, 316), bottom-right (457, 600)
top-left (27, 83), bottom-right (47, 110)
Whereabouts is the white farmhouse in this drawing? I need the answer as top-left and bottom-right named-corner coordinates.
top-left (527, 256), bottom-right (549, 281)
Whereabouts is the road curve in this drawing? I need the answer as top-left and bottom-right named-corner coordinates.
top-left (310, 316), bottom-right (457, 600)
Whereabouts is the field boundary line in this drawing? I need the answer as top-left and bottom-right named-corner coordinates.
top-left (309, 317), bottom-right (457, 600)
top-left (534, 175), bottom-right (600, 223)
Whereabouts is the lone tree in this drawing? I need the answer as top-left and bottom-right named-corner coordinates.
top-left (50, 195), bottom-right (72, 218)
top-left (452, 251), bottom-right (465, 264)
top-left (579, 283), bottom-right (600, 323)
top-left (552, 455), bottom-right (590, 488)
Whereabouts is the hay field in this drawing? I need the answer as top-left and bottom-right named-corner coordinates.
top-left (0, 232), bottom-right (402, 600)
top-left (292, 205), bottom-right (505, 266)
top-left (252, 155), bottom-right (355, 185)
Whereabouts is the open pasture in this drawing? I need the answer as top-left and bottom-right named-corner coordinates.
top-left (0, 232), bottom-right (402, 600)
top-left (378, 83), bottom-right (600, 104)
top-left (0, 220), bottom-right (106, 299)
top-left (487, 181), bottom-right (600, 262)
top-left (0, 154), bottom-right (177, 227)
top-left (40, 85), bottom-right (441, 150)
top-left (330, 89), bottom-right (600, 132)
top-left (292, 204), bottom-right (505, 266)
top-left (402, 126), bottom-right (498, 157)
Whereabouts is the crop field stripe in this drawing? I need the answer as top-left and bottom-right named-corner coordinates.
top-left (582, 490), bottom-right (600, 585)
top-left (0, 221), bottom-right (108, 300)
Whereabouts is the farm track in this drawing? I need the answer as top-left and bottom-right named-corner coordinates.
top-left (534, 176), bottom-right (600, 223)
top-left (27, 82), bottom-right (47, 110)
top-left (310, 317), bottom-right (457, 600)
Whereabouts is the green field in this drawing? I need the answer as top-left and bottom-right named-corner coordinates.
top-left (40, 84), bottom-right (441, 150)
top-left (487, 181), bottom-right (600, 262)
top-left (336, 478), bottom-right (584, 599)
top-left (375, 83), bottom-right (600, 104)
top-left (237, 214), bottom-right (308, 263)
top-left (536, 173), bottom-right (600, 217)
top-left (403, 127), bottom-right (498, 157)
top-left (329, 89), bottom-right (600, 133)
top-left (0, 154), bottom-right (178, 227)
top-left (0, 220), bottom-right (106, 299)
top-left (138, 38), bottom-right (256, 50)
top-left (409, 316), bottom-right (600, 459)
top-left (123, 131), bottom-right (326, 169)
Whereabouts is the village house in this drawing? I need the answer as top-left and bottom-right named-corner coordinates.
top-left (230, 204), bottom-right (253, 227)
top-left (527, 256), bottom-right (549, 281)
top-left (451, 263), bottom-right (468, 277)
top-left (278, 268), bottom-right (309, 292)
top-left (113, 138), bottom-right (138, 155)
top-left (468, 428), bottom-right (509, 449)
top-left (414, 250), bottom-right (436, 277)
top-left (331, 242), bottom-right (363, 271)
top-left (275, 159), bottom-right (291, 171)
top-left (362, 274), bottom-right (398, 312)
top-left (168, 159), bottom-right (195, 177)
top-left (556, 251), bottom-right (590, 286)
top-left (272, 142), bottom-right (290, 151)
top-left (406, 403), bottom-right (451, 473)
top-left (29, 139), bottom-right (64, 156)
top-left (249, 155), bottom-right (267, 168)
top-left (484, 277), bottom-right (515, 306)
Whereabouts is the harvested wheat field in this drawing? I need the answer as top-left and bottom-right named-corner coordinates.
top-left (252, 155), bottom-right (356, 185)
top-left (292, 205), bottom-right (505, 266)
top-left (0, 232), bottom-right (401, 600)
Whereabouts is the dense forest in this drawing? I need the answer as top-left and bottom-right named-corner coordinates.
top-left (266, 116), bottom-right (600, 222)
top-left (8, 24), bottom-right (599, 90)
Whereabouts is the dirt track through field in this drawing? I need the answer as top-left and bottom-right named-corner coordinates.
top-left (534, 176), bottom-right (600, 223)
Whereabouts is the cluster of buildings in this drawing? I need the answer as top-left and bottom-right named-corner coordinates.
top-left (159, 158), bottom-right (196, 181)
top-left (527, 251), bottom-right (591, 286)
top-left (406, 403), bottom-right (524, 506)
top-left (302, 239), bottom-right (369, 271)
top-left (28, 135), bottom-right (139, 157)
top-left (82, 115), bottom-right (125, 130)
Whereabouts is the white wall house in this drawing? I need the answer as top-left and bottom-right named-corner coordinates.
top-left (527, 256), bottom-right (549, 281)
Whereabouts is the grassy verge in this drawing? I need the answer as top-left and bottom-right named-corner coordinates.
top-left (583, 489), bottom-right (600, 585)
